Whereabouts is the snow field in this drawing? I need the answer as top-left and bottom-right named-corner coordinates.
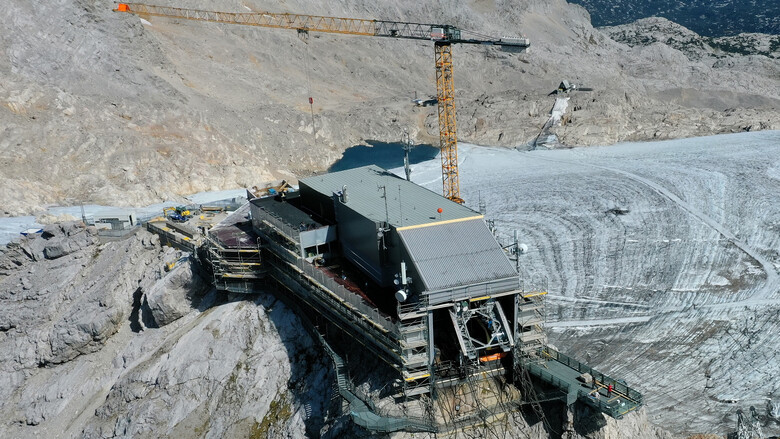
top-left (395, 131), bottom-right (780, 435)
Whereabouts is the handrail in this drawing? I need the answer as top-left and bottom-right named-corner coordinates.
top-left (541, 346), bottom-right (642, 404)
top-left (532, 346), bottom-right (643, 419)
top-left (255, 208), bottom-right (301, 244)
top-left (293, 258), bottom-right (399, 335)
top-left (266, 255), bottom-right (400, 339)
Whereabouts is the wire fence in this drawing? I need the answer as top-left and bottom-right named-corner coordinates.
top-left (541, 346), bottom-right (643, 404)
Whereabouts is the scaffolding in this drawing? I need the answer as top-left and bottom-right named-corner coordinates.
top-left (503, 288), bottom-right (549, 433)
top-left (146, 220), bottom-right (199, 252)
top-left (514, 291), bottom-right (548, 364)
top-left (205, 235), bottom-right (265, 294)
top-left (398, 296), bottom-right (433, 398)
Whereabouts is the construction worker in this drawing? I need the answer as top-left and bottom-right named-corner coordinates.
top-left (607, 384), bottom-right (613, 397)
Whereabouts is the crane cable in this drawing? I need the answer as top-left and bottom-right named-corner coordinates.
top-left (300, 32), bottom-right (318, 145)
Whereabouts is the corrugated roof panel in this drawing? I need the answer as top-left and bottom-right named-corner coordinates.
top-left (398, 218), bottom-right (518, 292)
top-left (300, 165), bottom-right (478, 228)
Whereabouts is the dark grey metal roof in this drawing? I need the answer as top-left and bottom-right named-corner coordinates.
top-left (397, 218), bottom-right (518, 292)
top-left (251, 196), bottom-right (323, 229)
top-left (300, 165), bottom-right (479, 227)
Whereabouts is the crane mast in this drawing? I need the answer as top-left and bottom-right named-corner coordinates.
top-left (115, 3), bottom-right (529, 204)
top-left (435, 43), bottom-right (460, 203)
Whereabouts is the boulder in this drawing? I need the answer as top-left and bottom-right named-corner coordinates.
top-left (10, 221), bottom-right (99, 261)
top-left (42, 241), bottom-right (68, 259)
top-left (18, 236), bottom-right (47, 262)
top-left (143, 259), bottom-right (208, 327)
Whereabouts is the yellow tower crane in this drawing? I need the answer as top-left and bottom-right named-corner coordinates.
top-left (115, 3), bottom-right (529, 204)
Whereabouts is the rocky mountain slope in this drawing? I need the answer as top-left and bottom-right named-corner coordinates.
top-left (5, 131), bottom-right (777, 437)
top-left (0, 225), bottom-right (331, 438)
top-left (0, 222), bottom-right (673, 438)
top-left (566, 0), bottom-right (779, 37)
top-left (603, 17), bottom-right (780, 60)
top-left (1, 0), bottom-right (778, 216)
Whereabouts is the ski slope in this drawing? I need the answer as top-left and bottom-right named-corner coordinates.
top-left (398, 130), bottom-right (780, 435)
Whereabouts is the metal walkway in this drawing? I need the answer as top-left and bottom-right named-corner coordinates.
top-left (524, 346), bottom-right (643, 419)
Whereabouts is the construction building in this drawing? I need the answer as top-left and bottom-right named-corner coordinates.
top-left (114, 3), bottom-right (642, 432)
top-left (194, 165), bottom-right (643, 431)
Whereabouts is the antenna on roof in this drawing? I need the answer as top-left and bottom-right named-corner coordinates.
top-left (378, 185), bottom-right (389, 225)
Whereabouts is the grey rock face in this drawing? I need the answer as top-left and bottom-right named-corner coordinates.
top-left (10, 221), bottom-right (100, 261)
top-left (0, 225), bottom-right (330, 438)
top-left (0, 228), bottom-right (160, 369)
top-left (142, 257), bottom-right (208, 327)
top-left (81, 294), bottom-right (331, 439)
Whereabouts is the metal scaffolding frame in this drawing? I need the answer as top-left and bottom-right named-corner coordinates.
top-left (449, 298), bottom-right (514, 363)
top-left (205, 235), bottom-right (265, 294)
top-left (398, 296), bottom-right (433, 398)
top-left (513, 291), bottom-right (548, 364)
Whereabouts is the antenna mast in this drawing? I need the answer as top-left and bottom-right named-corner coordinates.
top-left (402, 129), bottom-right (413, 182)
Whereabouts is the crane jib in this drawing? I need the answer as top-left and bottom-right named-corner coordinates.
top-left (114, 2), bottom-right (530, 204)
top-left (115, 3), bottom-right (528, 47)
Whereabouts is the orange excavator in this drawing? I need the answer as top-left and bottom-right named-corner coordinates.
top-left (115, 3), bottom-right (529, 204)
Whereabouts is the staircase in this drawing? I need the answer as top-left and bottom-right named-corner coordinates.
top-left (307, 320), bottom-right (435, 432)
top-left (398, 293), bottom-right (433, 398)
